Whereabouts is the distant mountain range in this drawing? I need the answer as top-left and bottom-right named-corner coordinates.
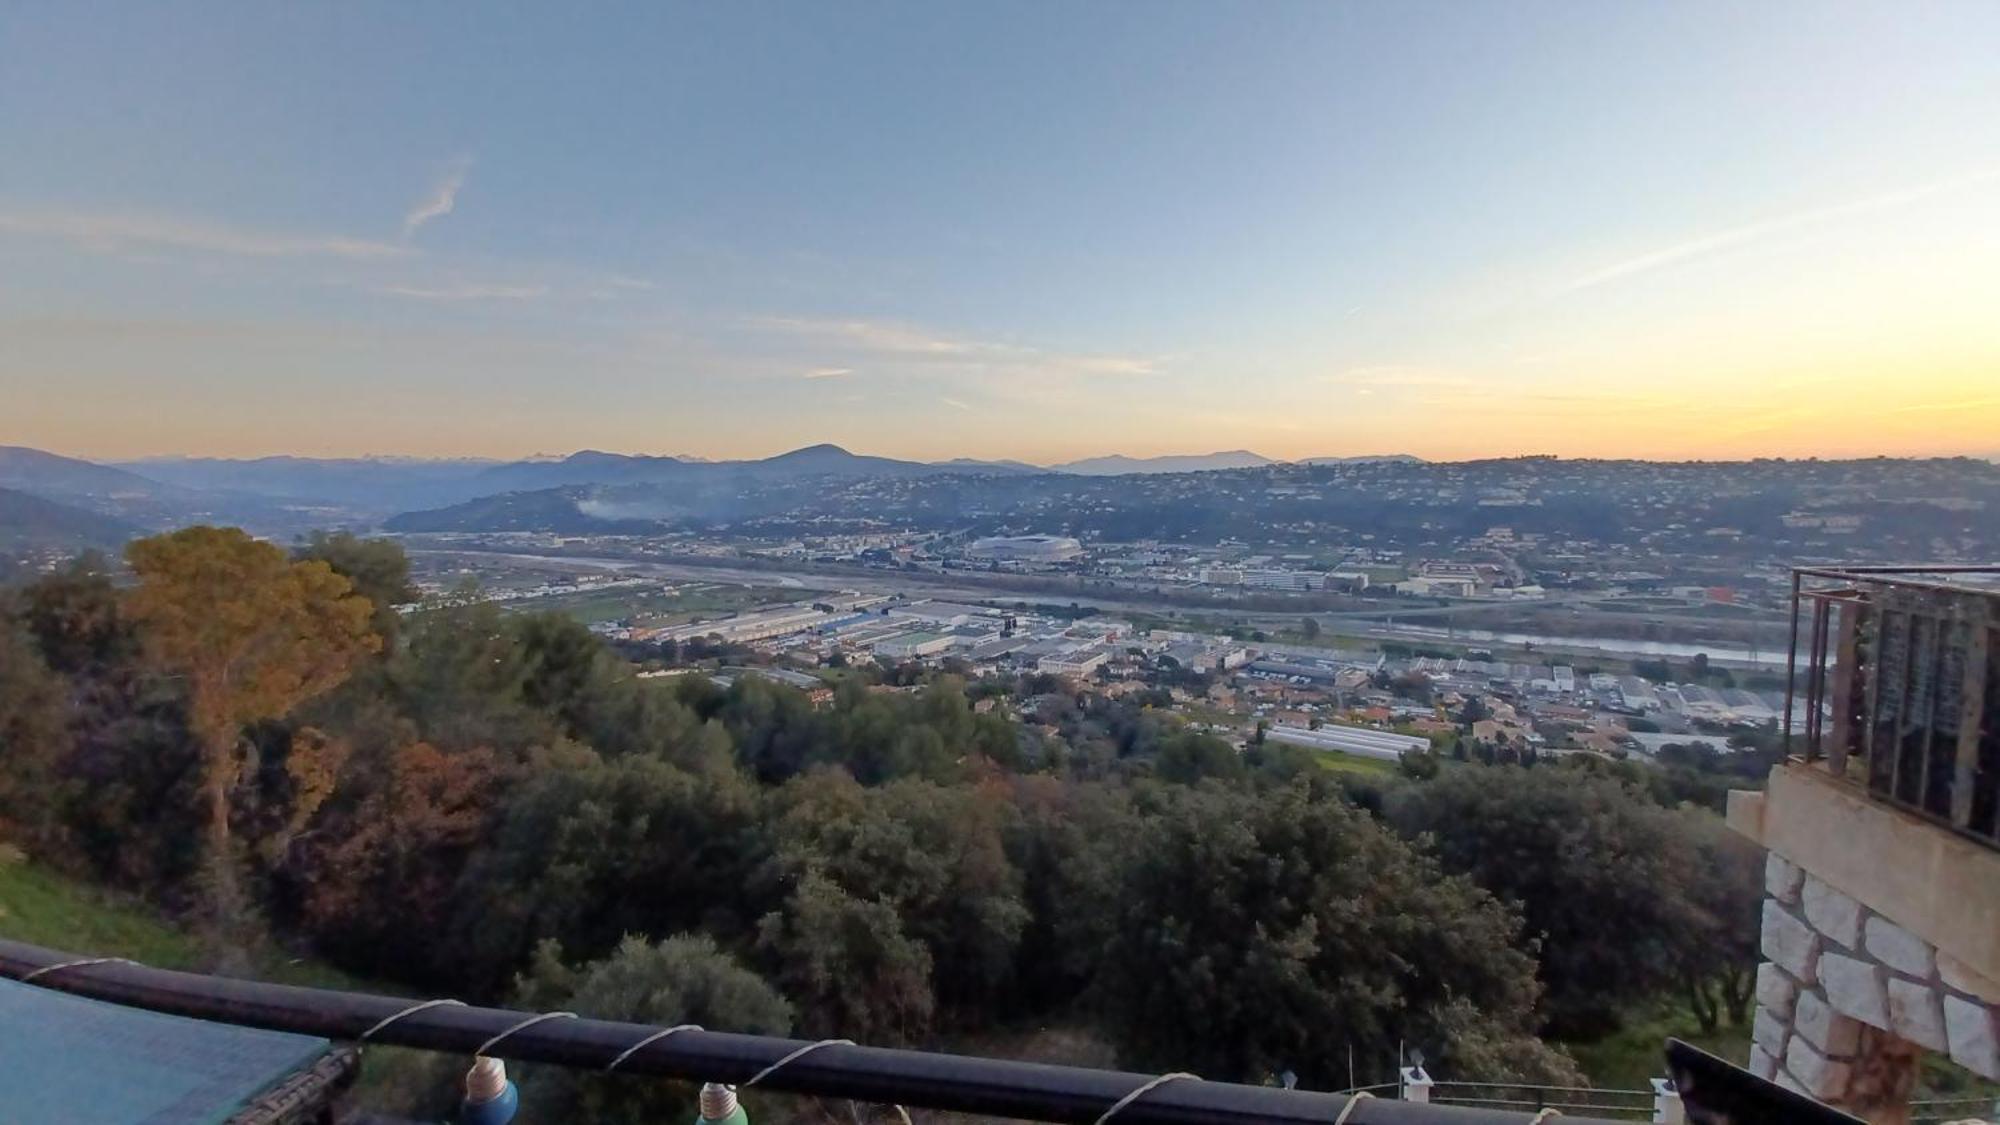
top-left (1048, 451), bottom-right (1421, 474)
top-left (1297, 454), bottom-right (1425, 466)
top-left (0, 445), bottom-right (225, 529)
top-left (1048, 450), bottom-right (1275, 475)
top-left (0, 442), bottom-right (1425, 547)
top-left (2, 443), bottom-right (1993, 564)
top-left (2, 445), bottom-right (168, 499)
top-left (117, 455), bottom-right (499, 511)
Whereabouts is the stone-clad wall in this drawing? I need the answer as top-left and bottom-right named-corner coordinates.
top-left (1751, 852), bottom-right (2000, 1102)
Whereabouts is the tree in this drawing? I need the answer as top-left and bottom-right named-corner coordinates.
top-left (1003, 777), bottom-right (1141, 1014)
top-left (445, 749), bottom-right (764, 993)
top-left (123, 527), bottom-right (380, 912)
top-left (295, 532), bottom-right (417, 648)
top-left (15, 552), bottom-right (137, 676)
top-left (755, 868), bottom-right (936, 1045)
top-left (1398, 745), bottom-right (1442, 780)
top-left (0, 618), bottom-right (73, 851)
top-left (1301, 617), bottom-right (1322, 639)
top-left (386, 598), bottom-right (547, 756)
top-left (13, 561), bottom-right (203, 888)
top-left (1633, 659), bottom-right (1674, 684)
top-left (296, 741), bottom-right (508, 982)
top-left (515, 612), bottom-right (613, 736)
top-left (1384, 765), bottom-right (1707, 1036)
top-left (1153, 730), bottom-right (1245, 784)
top-left (755, 771), bottom-right (1028, 1023)
top-left (1457, 694), bottom-right (1489, 727)
top-left (515, 935), bottom-right (792, 1125)
top-left (1095, 781), bottom-right (1578, 1086)
top-left (1673, 813), bottom-right (1764, 1033)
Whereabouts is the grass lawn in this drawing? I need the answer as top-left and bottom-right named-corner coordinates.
top-left (1179, 704), bottom-right (1245, 728)
top-left (1311, 749), bottom-right (1400, 777)
top-left (0, 855), bottom-right (373, 993)
top-left (1560, 1000), bottom-right (1746, 1091)
top-left (0, 854), bottom-right (435, 1106)
top-left (0, 855), bottom-right (202, 968)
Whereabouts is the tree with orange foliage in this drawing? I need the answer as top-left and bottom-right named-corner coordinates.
top-left (299, 741), bottom-right (506, 980)
top-left (123, 526), bottom-right (380, 913)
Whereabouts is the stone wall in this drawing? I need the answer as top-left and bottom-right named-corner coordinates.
top-left (1751, 852), bottom-right (2000, 1108)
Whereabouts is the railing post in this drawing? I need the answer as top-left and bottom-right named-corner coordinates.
top-left (698, 1083), bottom-right (749, 1125)
top-left (459, 1057), bottom-right (519, 1125)
top-left (1826, 601), bottom-right (1861, 777)
top-left (1784, 568), bottom-right (1802, 757)
top-left (1650, 1078), bottom-right (1683, 1125)
top-left (1397, 1066), bottom-right (1432, 1103)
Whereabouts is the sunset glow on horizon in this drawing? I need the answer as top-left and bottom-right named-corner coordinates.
top-left (4, 2), bottom-right (1999, 464)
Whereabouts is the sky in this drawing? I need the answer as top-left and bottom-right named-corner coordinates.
top-left (3, 1), bottom-right (1999, 464)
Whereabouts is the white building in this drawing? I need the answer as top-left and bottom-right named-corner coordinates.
top-left (1038, 649), bottom-right (1109, 677)
top-left (1242, 569), bottom-right (1321, 591)
top-left (894, 600), bottom-right (994, 627)
top-left (658, 605), bottom-right (827, 643)
top-left (965, 535), bottom-right (1083, 562)
top-left (876, 631), bottom-right (956, 659)
top-left (1266, 723), bottom-right (1430, 762)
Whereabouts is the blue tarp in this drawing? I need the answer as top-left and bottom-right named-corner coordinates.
top-left (0, 977), bottom-right (330, 1124)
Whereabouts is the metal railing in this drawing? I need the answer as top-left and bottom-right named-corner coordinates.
top-left (0, 937), bottom-right (1625, 1125)
top-left (1911, 1094), bottom-right (2000, 1124)
top-left (1427, 1082), bottom-right (1654, 1120)
top-left (1785, 565), bottom-right (2000, 848)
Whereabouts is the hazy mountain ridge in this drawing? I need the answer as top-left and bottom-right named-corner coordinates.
top-left (13, 444), bottom-right (1424, 525)
top-left (1, 445), bottom-right (175, 499)
top-left (0, 445), bottom-right (230, 528)
top-left (116, 455), bottom-right (502, 512)
top-left (382, 455), bottom-right (2000, 552)
top-left (1049, 450), bottom-right (1277, 475)
top-left (1297, 454), bottom-right (1426, 466)
top-left (0, 486), bottom-right (142, 551)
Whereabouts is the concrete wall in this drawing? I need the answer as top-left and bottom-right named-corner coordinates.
top-left (1730, 764), bottom-right (2000, 1117)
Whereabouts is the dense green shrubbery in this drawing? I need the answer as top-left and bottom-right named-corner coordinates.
top-left (0, 532), bottom-right (1761, 1116)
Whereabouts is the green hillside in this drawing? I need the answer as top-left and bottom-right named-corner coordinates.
top-left (0, 855), bottom-right (199, 968)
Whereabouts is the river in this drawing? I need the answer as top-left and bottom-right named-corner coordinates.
top-left (1370, 623), bottom-right (1782, 668)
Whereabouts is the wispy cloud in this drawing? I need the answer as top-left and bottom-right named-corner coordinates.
top-left (1321, 364), bottom-right (1482, 391)
top-left (1060, 355), bottom-right (1158, 376)
top-left (374, 282), bottom-right (548, 301)
top-left (1891, 395), bottom-right (2000, 415)
top-left (1561, 167), bottom-right (2000, 294)
top-left (759, 316), bottom-right (973, 356)
top-left (0, 207), bottom-right (407, 259)
top-left (756, 315), bottom-right (1159, 380)
top-left (404, 157), bottom-right (472, 237)
top-left (941, 396), bottom-right (972, 411)
top-left (803, 367), bottom-right (853, 379)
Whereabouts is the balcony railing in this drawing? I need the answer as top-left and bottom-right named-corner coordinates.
top-left (1424, 1081), bottom-right (1655, 1118)
top-left (0, 937), bottom-right (1632, 1125)
top-left (1785, 565), bottom-right (2000, 848)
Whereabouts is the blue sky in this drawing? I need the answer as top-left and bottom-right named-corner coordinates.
top-left (4, 2), bottom-right (1999, 462)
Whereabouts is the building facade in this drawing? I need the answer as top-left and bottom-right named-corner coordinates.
top-left (1728, 567), bottom-right (2000, 1122)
